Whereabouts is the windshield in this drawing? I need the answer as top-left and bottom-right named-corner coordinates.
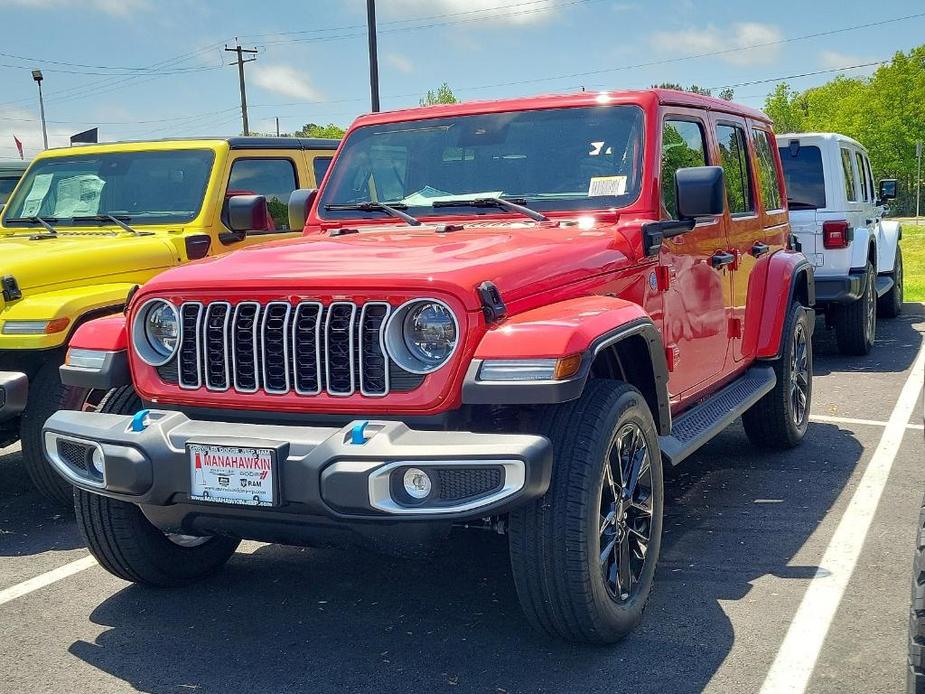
top-left (778, 144), bottom-right (827, 209)
top-left (2, 149), bottom-right (215, 227)
top-left (318, 105), bottom-right (645, 221)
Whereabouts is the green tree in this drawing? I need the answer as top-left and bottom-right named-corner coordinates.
top-left (293, 122), bottom-right (346, 139)
top-left (420, 82), bottom-right (458, 106)
top-left (653, 82), bottom-right (715, 97)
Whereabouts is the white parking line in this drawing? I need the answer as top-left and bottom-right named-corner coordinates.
top-left (0, 555), bottom-right (97, 607)
top-left (810, 414), bottom-right (924, 428)
top-left (760, 341), bottom-right (925, 693)
top-left (810, 414), bottom-right (924, 430)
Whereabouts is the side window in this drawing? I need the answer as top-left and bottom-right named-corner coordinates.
top-left (863, 154), bottom-right (875, 201)
top-left (854, 151), bottom-right (869, 201)
top-left (660, 119), bottom-right (707, 219)
top-left (716, 123), bottom-right (754, 215)
top-left (312, 156), bottom-right (333, 186)
top-left (228, 158), bottom-right (298, 230)
top-left (840, 148), bottom-right (858, 201)
top-left (751, 129), bottom-right (783, 211)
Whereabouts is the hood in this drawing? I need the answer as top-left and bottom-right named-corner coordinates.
top-left (144, 220), bottom-right (638, 310)
top-left (0, 231), bottom-right (176, 293)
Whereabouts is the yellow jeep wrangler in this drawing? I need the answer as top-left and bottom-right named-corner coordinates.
top-left (0, 136), bottom-right (339, 503)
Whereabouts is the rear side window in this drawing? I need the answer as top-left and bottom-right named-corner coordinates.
top-left (751, 129), bottom-right (783, 211)
top-left (864, 157), bottom-right (875, 201)
top-left (854, 151), bottom-right (870, 201)
top-left (779, 143), bottom-right (826, 209)
top-left (660, 119), bottom-right (708, 219)
top-left (715, 124), bottom-right (754, 215)
top-left (312, 156), bottom-right (333, 186)
top-left (840, 148), bottom-right (858, 201)
top-left (228, 158), bottom-right (298, 230)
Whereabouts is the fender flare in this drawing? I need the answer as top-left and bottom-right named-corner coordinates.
top-left (463, 296), bottom-right (671, 434)
top-left (878, 220), bottom-right (902, 274)
top-left (755, 251), bottom-right (815, 360)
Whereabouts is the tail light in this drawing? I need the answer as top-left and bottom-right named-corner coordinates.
top-left (822, 220), bottom-right (851, 249)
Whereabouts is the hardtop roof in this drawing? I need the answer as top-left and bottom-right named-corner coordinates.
top-left (350, 88), bottom-right (772, 128)
top-left (776, 132), bottom-right (866, 151)
top-left (41, 136), bottom-right (340, 155)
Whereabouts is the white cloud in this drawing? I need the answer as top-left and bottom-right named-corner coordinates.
top-left (383, 0), bottom-right (559, 25)
top-left (252, 64), bottom-right (323, 101)
top-left (0, 0), bottom-right (149, 16)
top-left (649, 22), bottom-right (783, 66)
top-left (819, 50), bottom-right (879, 70)
top-left (384, 53), bottom-right (414, 74)
top-left (0, 106), bottom-right (78, 161)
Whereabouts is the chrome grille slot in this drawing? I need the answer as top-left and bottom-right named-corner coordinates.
top-left (261, 301), bottom-right (291, 394)
top-left (292, 302), bottom-right (322, 395)
top-left (231, 302), bottom-right (261, 393)
top-left (203, 302), bottom-right (230, 391)
top-left (178, 302), bottom-right (203, 389)
top-left (359, 302), bottom-right (391, 396)
top-left (164, 299), bottom-right (409, 398)
top-left (325, 302), bottom-right (357, 396)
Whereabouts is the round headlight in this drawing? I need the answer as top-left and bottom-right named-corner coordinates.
top-left (133, 299), bottom-right (180, 366)
top-left (385, 299), bottom-right (459, 374)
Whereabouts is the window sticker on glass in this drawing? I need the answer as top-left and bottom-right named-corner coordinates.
top-left (52, 174), bottom-right (105, 217)
top-left (20, 173), bottom-right (53, 217)
top-left (588, 175), bottom-right (626, 197)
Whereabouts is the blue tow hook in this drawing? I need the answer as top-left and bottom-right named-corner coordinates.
top-left (130, 409), bottom-right (151, 432)
top-left (350, 420), bottom-right (370, 445)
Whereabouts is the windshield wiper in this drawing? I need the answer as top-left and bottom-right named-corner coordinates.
top-left (72, 214), bottom-right (151, 236)
top-left (431, 197), bottom-right (549, 222)
top-left (5, 216), bottom-right (59, 235)
top-left (324, 202), bottom-right (421, 227)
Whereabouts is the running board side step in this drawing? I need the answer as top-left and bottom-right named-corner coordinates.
top-left (659, 366), bottom-right (776, 466)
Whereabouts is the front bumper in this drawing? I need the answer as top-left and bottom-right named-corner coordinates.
top-left (814, 268), bottom-right (866, 305)
top-left (43, 409), bottom-right (552, 531)
top-left (0, 371), bottom-right (28, 424)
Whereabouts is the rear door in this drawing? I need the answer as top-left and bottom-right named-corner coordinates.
top-left (712, 116), bottom-right (761, 365)
top-left (658, 109), bottom-right (732, 398)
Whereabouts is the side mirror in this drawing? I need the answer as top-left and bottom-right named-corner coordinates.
top-left (676, 166), bottom-right (726, 218)
top-left (288, 188), bottom-right (317, 233)
top-left (226, 194), bottom-right (269, 233)
top-left (878, 179), bottom-right (898, 202)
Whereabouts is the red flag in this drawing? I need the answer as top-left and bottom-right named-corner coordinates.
top-left (12, 135), bottom-right (23, 160)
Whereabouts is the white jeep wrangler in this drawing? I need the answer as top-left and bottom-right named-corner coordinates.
top-left (777, 132), bottom-right (903, 355)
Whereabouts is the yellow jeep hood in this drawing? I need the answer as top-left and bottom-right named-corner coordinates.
top-left (0, 231), bottom-right (177, 293)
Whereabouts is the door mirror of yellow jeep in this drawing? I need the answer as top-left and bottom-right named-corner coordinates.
top-left (226, 194), bottom-right (270, 233)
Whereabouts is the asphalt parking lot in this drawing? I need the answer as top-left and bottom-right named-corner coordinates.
top-left (0, 305), bottom-right (922, 694)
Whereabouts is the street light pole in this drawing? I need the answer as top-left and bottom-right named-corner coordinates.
top-left (366, 0), bottom-right (380, 112)
top-left (916, 140), bottom-right (922, 228)
top-left (32, 69), bottom-right (48, 150)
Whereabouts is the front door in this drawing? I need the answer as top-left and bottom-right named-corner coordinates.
top-left (658, 111), bottom-right (732, 398)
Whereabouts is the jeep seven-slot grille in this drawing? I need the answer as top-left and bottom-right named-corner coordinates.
top-left (175, 300), bottom-right (412, 397)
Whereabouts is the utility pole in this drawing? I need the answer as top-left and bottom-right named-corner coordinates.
top-left (276, 117), bottom-right (280, 137)
top-left (916, 140), bottom-right (922, 227)
top-left (32, 69), bottom-right (48, 150)
top-left (366, 0), bottom-right (380, 112)
top-left (225, 40), bottom-right (257, 136)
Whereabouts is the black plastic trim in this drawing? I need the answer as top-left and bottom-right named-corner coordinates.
top-left (59, 351), bottom-right (130, 390)
top-left (0, 371), bottom-right (28, 421)
top-left (226, 137), bottom-right (340, 151)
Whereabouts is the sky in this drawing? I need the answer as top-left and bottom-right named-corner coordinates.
top-left (0, 0), bottom-right (923, 160)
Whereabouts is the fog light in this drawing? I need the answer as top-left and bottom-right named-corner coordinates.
top-left (91, 447), bottom-right (105, 476)
top-left (403, 468), bottom-right (432, 499)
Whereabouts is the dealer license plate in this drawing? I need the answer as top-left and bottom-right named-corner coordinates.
top-left (188, 443), bottom-right (276, 507)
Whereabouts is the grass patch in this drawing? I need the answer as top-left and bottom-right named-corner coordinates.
top-left (902, 223), bottom-right (925, 302)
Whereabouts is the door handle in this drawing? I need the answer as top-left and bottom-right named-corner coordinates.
top-left (710, 251), bottom-right (736, 269)
top-left (750, 242), bottom-right (770, 257)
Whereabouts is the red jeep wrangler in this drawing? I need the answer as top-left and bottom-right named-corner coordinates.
top-left (44, 89), bottom-right (814, 643)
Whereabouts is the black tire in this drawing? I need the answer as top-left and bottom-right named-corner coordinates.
top-left (878, 246), bottom-right (903, 319)
top-left (508, 380), bottom-right (664, 644)
top-left (20, 356), bottom-right (90, 506)
top-left (909, 493), bottom-right (925, 694)
top-left (74, 385), bottom-right (240, 587)
top-left (834, 261), bottom-right (876, 356)
top-left (743, 302), bottom-right (812, 449)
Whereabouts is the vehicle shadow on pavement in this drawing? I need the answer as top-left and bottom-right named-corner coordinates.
top-left (0, 445), bottom-right (82, 556)
top-left (811, 303), bottom-right (923, 375)
top-left (67, 420), bottom-right (864, 694)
